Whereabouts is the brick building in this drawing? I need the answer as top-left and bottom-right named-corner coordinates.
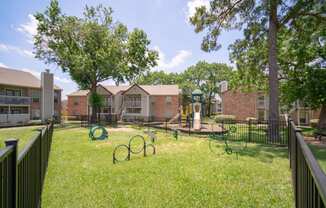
top-left (0, 67), bottom-right (61, 126)
top-left (67, 84), bottom-right (180, 121)
top-left (220, 81), bottom-right (320, 125)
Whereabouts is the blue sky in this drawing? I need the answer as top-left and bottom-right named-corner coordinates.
top-left (0, 0), bottom-right (242, 99)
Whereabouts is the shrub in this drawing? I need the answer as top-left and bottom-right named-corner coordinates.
top-left (310, 119), bottom-right (319, 128)
top-left (215, 115), bottom-right (236, 123)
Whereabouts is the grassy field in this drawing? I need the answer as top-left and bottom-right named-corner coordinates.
top-left (42, 125), bottom-right (293, 208)
top-left (0, 125), bottom-right (44, 152)
top-left (309, 144), bottom-right (326, 172)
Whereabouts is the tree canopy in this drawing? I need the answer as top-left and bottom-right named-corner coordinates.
top-left (34, 0), bottom-right (158, 120)
top-left (34, 0), bottom-right (158, 89)
top-left (136, 61), bottom-right (232, 116)
top-left (190, 0), bottom-right (326, 138)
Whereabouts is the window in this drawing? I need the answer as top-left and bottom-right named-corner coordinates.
top-left (31, 90), bottom-right (40, 103)
top-left (0, 88), bottom-right (5, 96)
top-left (10, 106), bottom-right (28, 114)
top-left (6, 89), bottom-right (21, 96)
top-left (125, 94), bottom-right (141, 114)
top-left (257, 95), bottom-right (265, 108)
top-left (257, 110), bottom-right (265, 121)
top-left (0, 106), bottom-right (9, 114)
top-left (165, 96), bottom-right (172, 104)
top-left (73, 97), bottom-right (80, 106)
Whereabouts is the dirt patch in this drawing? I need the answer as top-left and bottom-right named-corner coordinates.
top-left (304, 136), bottom-right (326, 148)
top-left (107, 127), bottom-right (136, 132)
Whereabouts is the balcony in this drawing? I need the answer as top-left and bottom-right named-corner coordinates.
top-left (0, 95), bottom-right (32, 105)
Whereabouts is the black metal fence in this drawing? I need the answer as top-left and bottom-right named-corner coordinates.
top-left (0, 122), bottom-right (54, 208)
top-left (80, 114), bottom-right (118, 127)
top-left (144, 119), bottom-right (288, 145)
top-left (289, 120), bottom-right (326, 207)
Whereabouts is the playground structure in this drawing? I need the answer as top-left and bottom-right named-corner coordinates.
top-left (113, 135), bottom-right (156, 164)
top-left (89, 125), bottom-right (109, 140)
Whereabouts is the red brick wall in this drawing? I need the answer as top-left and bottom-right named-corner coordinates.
top-left (67, 96), bottom-right (88, 116)
top-left (151, 95), bottom-right (179, 121)
top-left (221, 90), bottom-right (258, 120)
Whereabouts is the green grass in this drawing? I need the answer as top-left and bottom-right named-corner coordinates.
top-left (42, 126), bottom-right (293, 207)
top-left (0, 125), bottom-right (44, 152)
top-left (309, 144), bottom-right (326, 173)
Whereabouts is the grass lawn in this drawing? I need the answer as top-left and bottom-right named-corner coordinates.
top-left (42, 126), bottom-right (293, 208)
top-left (0, 125), bottom-right (44, 152)
top-left (309, 144), bottom-right (326, 173)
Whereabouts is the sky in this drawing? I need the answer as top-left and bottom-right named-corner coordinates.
top-left (0, 0), bottom-right (243, 99)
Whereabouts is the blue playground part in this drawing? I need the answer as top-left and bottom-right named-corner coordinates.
top-left (89, 125), bottom-right (108, 140)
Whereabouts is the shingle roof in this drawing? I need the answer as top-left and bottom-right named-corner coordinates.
top-left (0, 67), bottom-right (61, 90)
top-left (104, 85), bottom-right (130, 95)
top-left (139, 85), bottom-right (180, 95)
top-left (68, 84), bottom-right (180, 96)
top-left (68, 90), bottom-right (89, 96)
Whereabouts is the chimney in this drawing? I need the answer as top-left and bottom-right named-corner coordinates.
top-left (41, 69), bottom-right (54, 122)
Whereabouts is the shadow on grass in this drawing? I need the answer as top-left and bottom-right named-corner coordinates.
top-left (239, 144), bottom-right (288, 163)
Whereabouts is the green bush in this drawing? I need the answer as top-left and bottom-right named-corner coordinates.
top-left (215, 115), bottom-right (236, 123)
top-left (310, 119), bottom-right (319, 128)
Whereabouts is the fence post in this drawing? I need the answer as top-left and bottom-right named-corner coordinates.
top-left (288, 118), bottom-right (292, 166)
top-left (5, 139), bottom-right (18, 208)
top-left (248, 119), bottom-right (252, 143)
top-left (294, 126), bottom-right (302, 208)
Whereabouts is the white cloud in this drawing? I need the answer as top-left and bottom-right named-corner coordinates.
top-left (186, 0), bottom-right (210, 22)
top-left (0, 62), bottom-right (8, 68)
top-left (17, 14), bottom-right (38, 44)
top-left (154, 46), bottom-right (192, 71)
top-left (0, 43), bottom-right (34, 58)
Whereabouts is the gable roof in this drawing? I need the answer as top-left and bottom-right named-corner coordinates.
top-left (121, 84), bottom-right (150, 95)
top-left (68, 84), bottom-right (180, 97)
top-left (140, 85), bottom-right (180, 95)
top-left (0, 67), bottom-right (61, 90)
top-left (104, 85), bottom-right (130, 95)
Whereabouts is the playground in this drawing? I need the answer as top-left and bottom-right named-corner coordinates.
top-left (39, 125), bottom-right (293, 207)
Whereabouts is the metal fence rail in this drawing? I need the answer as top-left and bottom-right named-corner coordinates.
top-left (0, 122), bottom-right (53, 208)
top-left (289, 120), bottom-right (326, 207)
top-left (144, 119), bottom-right (288, 145)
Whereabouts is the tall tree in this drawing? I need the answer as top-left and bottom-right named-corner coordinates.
top-left (183, 61), bottom-right (232, 116)
top-left (229, 5), bottom-right (326, 128)
top-left (136, 70), bottom-right (179, 85)
top-left (190, 0), bottom-right (325, 140)
top-left (34, 0), bottom-right (158, 121)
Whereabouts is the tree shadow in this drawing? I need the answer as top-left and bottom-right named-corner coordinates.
top-left (238, 144), bottom-right (288, 163)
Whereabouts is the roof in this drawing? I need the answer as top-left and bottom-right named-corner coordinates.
top-left (140, 85), bottom-right (179, 95)
top-left (104, 85), bottom-right (130, 95)
top-left (0, 67), bottom-right (61, 90)
top-left (68, 90), bottom-right (89, 96)
top-left (68, 84), bottom-right (180, 96)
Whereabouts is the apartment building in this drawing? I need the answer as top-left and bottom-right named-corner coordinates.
top-left (0, 67), bottom-right (61, 126)
top-left (67, 84), bottom-right (180, 121)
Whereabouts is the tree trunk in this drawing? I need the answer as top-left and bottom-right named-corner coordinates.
top-left (90, 85), bottom-right (97, 124)
top-left (267, 0), bottom-right (280, 142)
top-left (318, 104), bottom-right (326, 129)
top-left (207, 92), bottom-right (213, 117)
